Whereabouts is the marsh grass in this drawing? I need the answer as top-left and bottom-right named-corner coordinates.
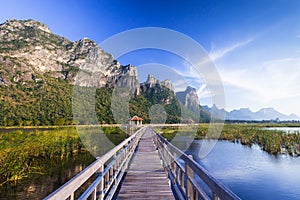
top-left (158, 123), bottom-right (300, 156)
top-left (0, 126), bottom-right (127, 186)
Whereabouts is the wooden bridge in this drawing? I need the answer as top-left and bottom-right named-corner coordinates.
top-left (45, 126), bottom-right (240, 200)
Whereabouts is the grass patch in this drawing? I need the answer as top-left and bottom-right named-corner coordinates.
top-left (0, 126), bottom-right (127, 186)
top-left (156, 123), bottom-right (300, 156)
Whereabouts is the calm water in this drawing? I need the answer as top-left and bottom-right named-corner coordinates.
top-left (0, 127), bottom-right (128, 199)
top-left (187, 140), bottom-right (300, 200)
top-left (262, 127), bottom-right (300, 134)
top-left (0, 152), bottom-right (95, 200)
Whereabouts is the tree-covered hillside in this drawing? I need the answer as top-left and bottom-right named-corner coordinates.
top-left (0, 19), bottom-right (211, 126)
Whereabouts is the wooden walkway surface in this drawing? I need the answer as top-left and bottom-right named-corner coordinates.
top-left (117, 128), bottom-right (174, 200)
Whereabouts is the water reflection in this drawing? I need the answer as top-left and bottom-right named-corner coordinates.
top-left (0, 152), bottom-right (95, 200)
top-left (187, 140), bottom-right (300, 200)
top-left (262, 127), bottom-right (300, 134)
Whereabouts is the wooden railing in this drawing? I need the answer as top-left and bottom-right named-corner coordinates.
top-left (152, 128), bottom-right (241, 200)
top-left (44, 127), bottom-right (145, 200)
top-left (45, 126), bottom-right (240, 200)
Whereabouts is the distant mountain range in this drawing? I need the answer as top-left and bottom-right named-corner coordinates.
top-left (203, 105), bottom-right (300, 121)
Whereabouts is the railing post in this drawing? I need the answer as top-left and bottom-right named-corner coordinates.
top-left (172, 152), bottom-right (177, 175)
top-left (70, 193), bottom-right (74, 200)
top-left (97, 164), bottom-right (104, 200)
top-left (180, 169), bottom-right (184, 189)
top-left (185, 155), bottom-right (194, 200)
top-left (213, 192), bottom-right (221, 200)
top-left (93, 188), bottom-right (97, 200)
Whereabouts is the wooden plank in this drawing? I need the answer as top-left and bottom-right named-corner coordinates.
top-left (117, 128), bottom-right (174, 200)
top-left (45, 127), bottom-right (144, 200)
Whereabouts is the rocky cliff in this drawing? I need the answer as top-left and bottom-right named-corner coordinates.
top-left (176, 86), bottom-right (200, 113)
top-left (0, 19), bottom-right (140, 93)
top-left (0, 19), bottom-right (210, 126)
top-left (140, 74), bottom-right (175, 105)
top-left (143, 74), bottom-right (173, 91)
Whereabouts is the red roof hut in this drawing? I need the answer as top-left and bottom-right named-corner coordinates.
top-left (130, 116), bottom-right (143, 125)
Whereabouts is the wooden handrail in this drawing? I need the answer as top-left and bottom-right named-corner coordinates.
top-left (45, 126), bottom-right (240, 200)
top-left (44, 127), bottom-right (145, 200)
top-left (152, 127), bottom-right (241, 200)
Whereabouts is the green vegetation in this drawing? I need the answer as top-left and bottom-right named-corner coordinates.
top-left (0, 76), bottom-right (209, 126)
top-left (136, 84), bottom-right (211, 123)
top-left (157, 126), bottom-right (180, 141)
top-left (130, 87), bottom-right (181, 123)
top-left (0, 126), bottom-right (127, 186)
top-left (0, 19), bottom-right (211, 126)
top-left (0, 77), bottom-right (74, 126)
top-left (158, 123), bottom-right (300, 156)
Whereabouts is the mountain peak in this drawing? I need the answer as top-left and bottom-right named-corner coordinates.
top-left (145, 74), bottom-right (173, 90)
top-left (161, 79), bottom-right (173, 90)
top-left (2, 19), bottom-right (51, 34)
top-left (0, 18), bottom-right (140, 93)
top-left (205, 106), bottom-right (300, 121)
top-left (176, 86), bottom-right (199, 113)
top-left (239, 108), bottom-right (251, 112)
top-left (259, 107), bottom-right (275, 112)
top-left (185, 86), bottom-right (196, 93)
top-left (146, 74), bottom-right (159, 87)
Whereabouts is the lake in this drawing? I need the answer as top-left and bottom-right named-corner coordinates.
top-left (262, 127), bottom-right (300, 134)
top-left (2, 127), bottom-right (300, 199)
top-left (0, 152), bottom-right (95, 200)
top-left (0, 126), bottom-right (128, 199)
top-left (187, 140), bottom-right (300, 199)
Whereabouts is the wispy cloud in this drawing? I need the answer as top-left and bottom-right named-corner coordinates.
top-left (173, 39), bottom-right (255, 100)
top-left (296, 34), bottom-right (300, 38)
top-left (219, 57), bottom-right (300, 114)
top-left (209, 38), bottom-right (254, 61)
top-left (175, 38), bottom-right (254, 78)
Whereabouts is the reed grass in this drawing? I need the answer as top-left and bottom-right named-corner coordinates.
top-left (158, 123), bottom-right (300, 156)
top-left (0, 126), bottom-right (126, 186)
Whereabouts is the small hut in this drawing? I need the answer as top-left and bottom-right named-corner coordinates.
top-left (130, 116), bottom-right (143, 125)
top-left (187, 118), bottom-right (195, 124)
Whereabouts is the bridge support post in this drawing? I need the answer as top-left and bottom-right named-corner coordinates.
top-left (185, 155), bottom-right (194, 200)
top-left (97, 164), bottom-right (104, 200)
top-left (70, 193), bottom-right (74, 200)
top-left (171, 152), bottom-right (177, 179)
top-left (213, 192), bottom-right (221, 200)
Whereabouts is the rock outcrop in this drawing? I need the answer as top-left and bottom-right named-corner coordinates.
top-left (161, 79), bottom-right (173, 91)
top-left (0, 19), bottom-right (140, 94)
top-left (176, 86), bottom-right (200, 113)
top-left (0, 19), bottom-right (212, 126)
top-left (144, 74), bottom-right (173, 91)
top-left (140, 74), bottom-right (175, 105)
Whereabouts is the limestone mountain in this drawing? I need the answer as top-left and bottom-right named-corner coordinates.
top-left (0, 19), bottom-right (209, 126)
top-left (0, 19), bottom-right (140, 93)
top-left (139, 75), bottom-right (210, 123)
top-left (143, 74), bottom-right (173, 91)
top-left (140, 74), bottom-right (175, 105)
top-left (176, 86), bottom-right (199, 113)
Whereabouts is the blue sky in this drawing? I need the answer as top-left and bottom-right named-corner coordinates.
top-left (1, 0), bottom-right (300, 116)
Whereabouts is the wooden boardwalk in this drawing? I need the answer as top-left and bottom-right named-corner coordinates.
top-left (117, 128), bottom-right (174, 200)
top-left (45, 126), bottom-right (240, 200)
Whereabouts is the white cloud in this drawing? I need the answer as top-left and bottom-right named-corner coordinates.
top-left (173, 39), bottom-right (255, 101)
top-left (173, 38), bottom-right (254, 78)
top-left (171, 36), bottom-right (300, 115)
top-left (209, 38), bottom-right (254, 61)
top-left (219, 57), bottom-right (300, 115)
top-left (172, 79), bottom-right (189, 92)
